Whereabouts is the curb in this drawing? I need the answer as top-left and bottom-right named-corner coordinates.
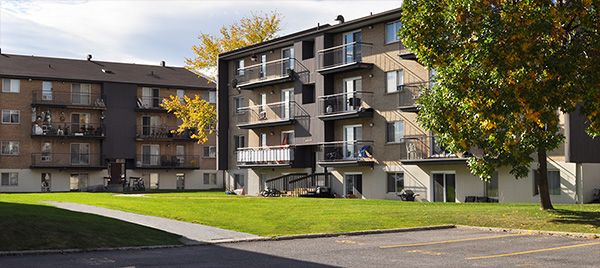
top-left (0, 244), bottom-right (186, 257)
top-left (455, 225), bottom-right (600, 240)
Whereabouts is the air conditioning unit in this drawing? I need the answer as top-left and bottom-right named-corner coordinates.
top-left (258, 111), bottom-right (267, 120)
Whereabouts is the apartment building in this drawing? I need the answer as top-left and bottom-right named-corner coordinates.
top-left (217, 7), bottom-right (600, 203)
top-left (0, 54), bottom-right (221, 192)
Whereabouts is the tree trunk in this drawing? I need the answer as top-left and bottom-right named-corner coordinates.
top-left (537, 147), bottom-right (554, 210)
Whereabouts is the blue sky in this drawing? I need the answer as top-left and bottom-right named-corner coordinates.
top-left (0, 0), bottom-right (401, 67)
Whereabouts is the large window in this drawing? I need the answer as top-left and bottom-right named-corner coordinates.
top-left (203, 173), bottom-right (217, 185)
top-left (533, 170), bottom-right (561, 195)
top-left (1, 141), bottom-right (19, 155)
top-left (386, 121), bottom-right (404, 143)
top-left (484, 172), bottom-right (499, 198)
top-left (208, 91), bottom-right (217, 104)
top-left (386, 70), bottom-right (404, 93)
top-left (203, 146), bottom-right (216, 158)
top-left (71, 83), bottom-right (91, 105)
top-left (142, 87), bottom-right (160, 108)
top-left (176, 89), bottom-right (185, 101)
top-left (386, 172), bottom-right (404, 193)
top-left (234, 96), bottom-right (245, 114)
top-left (2, 79), bottom-right (20, 93)
top-left (42, 81), bottom-right (53, 100)
top-left (1, 110), bottom-right (20, 124)
top-left (234, 135), bottom-right (246, 150)
top-left (142, 144), bottom-right (160, 165)
top-left (1, 172), bottom-right (18, 186)
top-left (385, 21), bottom-right (402, 44)
top-left (70, 143), bottom-right (90, 165)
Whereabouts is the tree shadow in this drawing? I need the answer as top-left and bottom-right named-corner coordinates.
top-left (547, 209), bottom-right (600, 229)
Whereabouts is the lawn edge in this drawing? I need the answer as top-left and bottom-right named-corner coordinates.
top-left (455, 225), bottom-right (600, 239)
top-left (0, 244), bottom-right (186, 257)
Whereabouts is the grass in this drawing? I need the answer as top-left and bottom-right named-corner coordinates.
top-left (1, 192), bottom-right (599, 241)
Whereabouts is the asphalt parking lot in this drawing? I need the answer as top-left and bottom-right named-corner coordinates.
top-left (1, 228), bottom-right (599, 267)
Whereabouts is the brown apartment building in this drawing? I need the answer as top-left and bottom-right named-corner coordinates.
top-left (217, 7), bottom-right (600, 203)
top-left (0, 54), bottom-right (221, 192)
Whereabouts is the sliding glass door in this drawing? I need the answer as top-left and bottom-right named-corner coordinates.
top-left (432, 173), bottom-right (456, 202)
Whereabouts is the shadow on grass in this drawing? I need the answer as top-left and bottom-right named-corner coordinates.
top-left (0, 201), bottom-right (182, 251)
top-left (548, 209), bottom-right (600, 229)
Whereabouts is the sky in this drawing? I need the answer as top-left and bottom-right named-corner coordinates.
top-left (0, 0), bottom-right (401, 67)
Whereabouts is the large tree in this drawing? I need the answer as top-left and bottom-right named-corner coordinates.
top-left (185, 11), bottom-right (282, 80)
top-left (399, 0), bottom-right (600, 209)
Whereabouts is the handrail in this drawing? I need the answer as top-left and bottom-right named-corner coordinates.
top-left (317, 42), bottom-right (374, 53)
top-left (239, 57), bottom-right (292, 70)
top-left (320, 140), bottom-right (375, 145)
top-left (288, 172), bottom-right (330, 184)
top-left (237, 100), bottom-right (295, 110)
top-left (265, 173), bottom-right (307, 183)
top-left (237, 145), bottom-right (293, 150)
top-left (318, 91), bottom-right (374, 99)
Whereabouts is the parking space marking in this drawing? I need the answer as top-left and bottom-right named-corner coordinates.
top-left (406, 249), bottom-right (446, 256)
top-left (379, 233), bottom-right (527, 249)
top-left (466, 241), bottom-right (600, 260)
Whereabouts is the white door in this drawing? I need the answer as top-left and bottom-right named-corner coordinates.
top-left (343, 124), bottom-right (362, 159)
top-left (281, 89), bottom-right (293, 119)
top-left (343, 77), bottom-right (362, 112)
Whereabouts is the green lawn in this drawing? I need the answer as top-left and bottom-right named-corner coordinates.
top-left (1, 192), bottom-right (599, 243)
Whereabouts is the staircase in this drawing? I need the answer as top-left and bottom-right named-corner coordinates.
top-left (288, 173), bottom-right (332, 197)
top-left (264, 173), bottom-right (307, 193)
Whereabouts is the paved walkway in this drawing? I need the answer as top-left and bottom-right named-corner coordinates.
top-left (45, 201), bottom-right (261, 244)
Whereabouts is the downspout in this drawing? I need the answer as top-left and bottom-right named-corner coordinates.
top-left (576, 163), bottom-right (583, 204)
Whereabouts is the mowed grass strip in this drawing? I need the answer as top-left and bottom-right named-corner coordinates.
top-left (0, 200), bottom-right (183, 251)
top-left (2, 192), bottom-right (599, 238)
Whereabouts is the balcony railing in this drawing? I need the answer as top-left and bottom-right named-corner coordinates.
top-left (236, 145), bottom-right (294, 167)
top-left (136, 96), bottom-right (165, 110)
top-left (318, 91), bottom-right (373, 117)
top-left (317, 42), bottom-right (373, 71)
top-left (31, 153), bottom-right (103, 168)
top-left (234, 58), bottom-right (309, 89)
top-left (32, 92), bottom-right (105, 109)
top-left (400, 135), bottom-right (463, 162)
top-left (318, 140), bottom-right (375, 165)
top-left (32, 122), bottom-right (104, 138)
top-left (135, 154), bottom-right (200, 169)
top-left (398, 82), bottom-right (429, 110)
top-left (236, 101), bottom-right (306, 128)
top-left (136, 125), bottom-right (193, 140)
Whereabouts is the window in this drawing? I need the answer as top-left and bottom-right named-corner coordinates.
top-left (70, 173), bottom-right (88, 191)
top-left (386, 70), bottom-right (404, 93)
top-left (386, 173), bottom-right (404, 193)
top-left (386, 121), bottom-right (404, 143)
top-left (203, 173), bottom-right (217, 185)
top-left (533, 170), bottom-right (561, 195)
top-left (142, 144), bottom-right (160, 165)
top-left (234, 96), bottom-right (245, 114)
top-left (302, 84), bottom-right (315, 104)
top-left (70, 143), bottom-right (90, 165)
top-left (234, 135), bottom-right (246, 149)
top-left (71, 83), bottom-right (91, 105)
top-left (42, 81), bottom-right (53, 100)
top-left (176, 89), bottom-right (185, 102)
top-left (41, 142), bottom-right (52, 162)
top-left (1, 110), bottom-right (20, 124)
top-left (1, 141), bottom-right (19, 155)
top-left (302, 40), bottom-right (315, 60)
top-left (142, 87), bottom-right (160, 108)
top-left (142, 116), bottom-right (161, 136)
top-left (208, 91), bottom-right (216, 104)
top-left (237, 59), bottom-right (245, 76)
top-left (484, 172), bottom-right (499, 198)
top-left (234, 174), bottom-right (245, 188)
top-left (259, 54), bottom-right (267, 78)
top-left (176, 145), bottom-right (185, 164)
top-left (259, 93), bottom-right (267, 113)
top-left (385, 21), bottom-right (402, 44)
top-left (281, 131), bottom-right (294, 145)
top-left (259, 133), bottom-right (267, 147)
top-left (203, 146), bottom-right (216, 158)
top-left (71, 113), bottom-right (90, 133)
top-left (1, 172), bottom-right (18, 186)
top-left (2, 79), bottom-right (20, 93)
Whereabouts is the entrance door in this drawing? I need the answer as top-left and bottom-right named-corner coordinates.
top-left (343, 30), bottom-right (362, 64)
top-left (281, 88), bottom-right (293, 119)
top-left (281, 47), bottom-right (295, 75)
top-left (343, 77), bottom-right (362, 112)
top-left (345, 174), bottom-right (363, 197)
top-left (433, 173), bottom-right (456, 202)
top-left (343, 124), bottom-right (362, 159)
top-left (176, 174), bottom-right (185, 190)
top-left (41, 173), bottom-right (51, 192)
top-left (109, 161), bottom-right (125, 184)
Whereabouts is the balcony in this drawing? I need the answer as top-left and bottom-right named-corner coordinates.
top-left (400, 135), bottom-right (468, 164)
top-left (136, 125), bottom-right (193, 141)
top-left (32, 92), bottom-right (106, 110)
top-left (317, 42), bottom-right (373, 74)
top-left (317, 140), bottom-right (375, 167)
top-left (32, 122), bottom-right (105, 139)
top-left (234, 58), bottom-right (309, 90)
top-left (398, 82), bottom-right (429, 112)
top-left (135, 154), bottom-right (200, 169)
top-left (318, 91), bottom-right (374, 121)
top-left (236, 101), bottom-right (307, 129)
top-left (237, 145), bottom-right (294, 168)
top-left (31, 153), bottom-right (104, 169)
top-left (135, 96), bottom-right (166, 112)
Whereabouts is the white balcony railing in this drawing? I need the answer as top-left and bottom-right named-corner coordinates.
top-left (236, 145), bottom-right (294, 166)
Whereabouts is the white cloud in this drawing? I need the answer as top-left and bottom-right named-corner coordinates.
top-left (0, 0), bottom-right (401, 66)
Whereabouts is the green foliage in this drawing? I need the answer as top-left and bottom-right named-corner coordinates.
top-left (400, 0), bottom-right (600, 179)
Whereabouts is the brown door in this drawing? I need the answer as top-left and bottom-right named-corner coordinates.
top-left (109, 162), bottom-right (125, 184)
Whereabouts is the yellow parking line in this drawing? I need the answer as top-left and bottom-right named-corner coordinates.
top-left (466, 241), bottom-right (600, 260)
top-left (380, 233), bottom-right (527, 249)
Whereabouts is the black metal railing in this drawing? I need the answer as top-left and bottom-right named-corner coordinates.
top-left (288, 173), bottom-right (331, 196)
top-left (32, 122), bottom-right (104, 137)
top-left (136, 125), bottom-right (193, 139)
top-left (236, 101), bottom-right (306, 126)
top-left (31, 153), bottom-right (103, 167)
top-left (398, 82), bottom-right (429, 108)
top-left (264, 173), bottom-right (307, 192)
top-left (136, 96), bottom-right (166, 109)
top-left (318, 140), bottom-right (375, 163)
top-left (135, 154), bottom-right (200, 168)
top-left (32, 92), bottom-right (105, 108)
top-left (317, 42), bottom-right (373, 70)
top-left (235, 58), bottom-right (309, 87)
top-left (401, 135), bottom-right (461, 160)
top-left (318, 91), bottom-right (373, 116)
top-left (236, 145), bottom-right (294, 166)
